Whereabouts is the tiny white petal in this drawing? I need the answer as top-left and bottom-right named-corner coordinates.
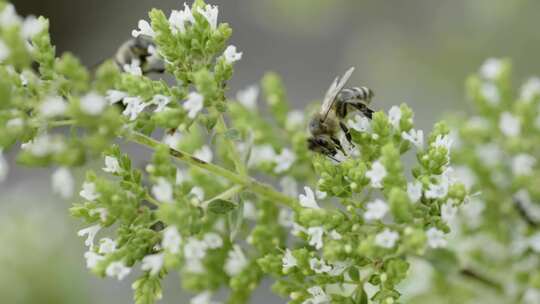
top-left (366, 161), bottom-right (387, 188)
top-left (223, 45), bottom-right (242, 64)
top-left (282, 249), bottom-right (297, 271)
top-left (274, 148), bottom-right (296, 173)
top-left (40, 96), bottom-right (67, 118)
top-left (51, 167), bottom-right (74, 199)
top-left (236, 85), bottom-right (258, 110)
top-left (21, 15), bottom-right (45, 39)
top-left (278, 208), bottom-right (294, 228)
top-left (80, 182), bottom-right (100, 201)
top-left (224, 245), bottom-right (249, 276)
top-left (190, 186), bottom-right (205, 201)
top-left (77, 224), bottom-right (101, 248)
top-left (286, 110), bottom-right (305, 129)
top-left (184, 237), bottom-right (208, 260)
top-left (426, 227), bottom-right (447, 248)
top-left (401, 129), bottom-right (424, 149)
top-left (499, 112), bottom-right (521, 137)
top-left (123, 60), bottom-right (143, 76)
top-left (84, 251), bottom-right (104, 269)
top-left (190, 291), bottom-right (221, 304)
top-left (299, 187), bottom-right (320, 209)
top-left (520, 77), bottom-right (540, 102)
top-left (280, 176), bottom-right (298, 197)
top-left (98, 238), bottom-right (117, 254)
top-left (0, 4), bottom-right (22, 28)
top-left (132, 19), bottom-right (155, 38)
top-left (105, 90), bottom-right (128, 105)
top-left (407, 181), bottom-right (422, 203)
top-left (163, 130), bottom-right (183, 149)
top-left (248, 145), bottom-right (276, 167)
top-left (512, 154), bottom-right (536, 176)
top-left (441, 200), bottom-right (457, 224)
top-left (203, 232), bottom-right (223, 249)
top-left (374, 229), bottom-right (399, 248)
top-left (388, 106), bottom-right (402, 129)
top-left (480, 82), bottom-right (500, 105)
top-left (122, 96), bottom-right (147, 121)
top-left (152, 178), bottom-right (173, 203)
top-left (183, 92), bottom-right (204, 119)
top-left (105, 261), bottom-right (131, 280)
top-left (193, 145), bottom-right (213, 162)
top-left (348, 114), bottom-right (371, 132)
top-left (307, 226), bottom-right (324, 250)
top-left (480, 58), bottom-right (503, 80)
top-left (197, 5), bottom-right (219, 30)
top-left (141, 253), bottom-right (165, 276)
top-left (151, 94), bottom-right (171, 113)
top-left (309, 257), bottom-right (332, 274)
top-left (364, 199), bottom-right (389, 221)
top-left (80, 92), bottom-right (107, 115)
top-left (103, 156), bottom-right (121, 174)
top-left (162, 226), bottom-right (182, 254)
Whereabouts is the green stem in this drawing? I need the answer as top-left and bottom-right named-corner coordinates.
top-left (214, 112), bottom-right (248, 176)
top-left (126, 131), bottom-right (298, 208)
top-left (201, 184), bottom-right (244, 209)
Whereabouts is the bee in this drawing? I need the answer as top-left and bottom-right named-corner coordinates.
top-left (307, 67), bottom-right (375, 161)
top-left (114, 35), bottom-right (165, 74)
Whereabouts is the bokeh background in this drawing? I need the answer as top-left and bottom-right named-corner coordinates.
top-left (4, 0), bottom-right (540, 303)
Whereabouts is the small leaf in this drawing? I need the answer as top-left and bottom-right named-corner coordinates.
top-left (207, 199), bottom-right (237, 214)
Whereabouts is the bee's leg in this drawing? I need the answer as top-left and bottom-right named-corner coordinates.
top-left (330, 136), bottom-right (347, 156)
top-left (348, 101), bottom-right (374, 119)
top-left (339, 121), bottom-right (353, 146)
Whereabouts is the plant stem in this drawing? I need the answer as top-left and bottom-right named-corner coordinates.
top-left (201, 184), bottom-right (244, 209)
top-left (214, 112), bottom-right (248, 176)
top-left (460, 268), bottom-right (503, 293)
top-left (126, 131), bottom-right (298, 208)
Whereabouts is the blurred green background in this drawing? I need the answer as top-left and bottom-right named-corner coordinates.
top-left (3, 0), bottom-right (540, 303)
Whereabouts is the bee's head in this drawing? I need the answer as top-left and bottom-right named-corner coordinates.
top-left (308, 114), bottom-right (325, 135)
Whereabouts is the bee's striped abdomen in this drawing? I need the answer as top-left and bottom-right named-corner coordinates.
top-left (341, 86), bottom-right (374, 102)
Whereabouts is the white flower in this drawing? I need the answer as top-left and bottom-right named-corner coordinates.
top-left (348, 114), bottom-right (371, 132)
top-left (163, 130), bottom-right (183, 149)
top-left (480, 58), bottom-right (503, 80)
top-left (169, 4), bottom-right (195, 34)
top-left (0, 39), bottom-right (10, 62)
top-left (0, 4), bottom-right (21, 27)
top-left (402, 129), bottom-right (424, 149)
top-left (286, 110), bottom-right (305, 129)
top-left (282, 249), bottom-right (297, 271)
top-left (441, 201), bottom-right (457, 224)
top-left (480, 82), bottom-right (500, 104)
top-left (328, 260), bottom-right (351, 276)
top-left (299, 187), bottom-right (320, 209)
top-left (274, 148), bottom-right (296, 173)
top-left (521, 77), bottom-right (540, 101)
top-left (80, 182), bottom-right (100, 201)
top-left (329, 230), bottom-right (342, 240)
top-left (407, 181), bottom-right (422, 203)
top-left (80, 92), bottom-right (107, 115)
top-left (84, 251), bottom-right (104, 269)
top-left (304, 286), bottom-right (331, 304)
top-left (152, 177), bottom-right (173, 203)
top-left (224, 245), bottom-right (248, 277)
top-left (183, 92), bottom-right (204, 119)
top-left (453, 166), bottom-right (476, 190)
top-left (185, 258), bottom-right (205, 274)
top-left (364, 199), bottom-right (389, 221)
top-left (307, 226), bottom-right (324, 250)
top-left (105, 261), bottom-right (131, 280)
top-left (184, 237), bottom-right (208, 260)
top-left (162, 226), bottom-right (182, 254)
top-left (426, 227), bottom-right (447, 248)
top-left (122, 96), bottom-right (147, 121)
top-left (512, 154), bottom-right (536, 176)
top-left (278, 208), bottom-right (294, 227)
top-left (51, 167), bottom-right (74, 199)
top-left (103, 156), bottom-right (121, 174)
top-left (374, 229), bottom-right (399, 248)
top-left (223, 45), bottom-right (242, 64)
top-left (236, 85), bottom-right (258, 110)
top-left (203, 232), bottom-right (223, 249)
top-left (388, 106), bottom-right (402, 129)
top-left (98, 238), bottom-right (117, 254)
top-left (432, 134), bottom-right (453, 151)
top-left (175, 169), bottom-right (186, 185)
top-left (461, 198), bottom-right (485, 228)
top-left (0, 150), bottom-right (7, 182)
top-left (425, 181), bottom-right (449, 199)
top-left (193, 145), bottom-right (213, 162)
top-left (21, 15), bottom-right (44, 39)
top-left (197, 4), bottom-right (219, 30)
top-left (309, 257), bottom-right (332, 274)
top-left (21, 133), bottom-right (65, 156)
top-left (40, 96), bottom-right (67, 118)
top-left (141, 253), bottom-right (165, 276)
top-left (248, 145), bottom-right (276, 167)
top-left (366, 161), bottom-right (387, 188)
top-left (475, 143), bottom-right (503, 167)
top-left (524, 288), bottom-right (540, 304)
top-left (190, 186), bottom-right (205, 201)
top-left (151, 94), bottom-right (171, 113)
top-left (77, 224), bottom-right (102, 248)
top-left (123, 60), bottom-right (142, 76)
top-left (132, 19), bottom-right (155, 38)
top-left (6, 118), bottom-right (23, 129)
top-left (529, 233), bottom-right (540, 253)
top-left (191, 291), bottom-right (221, 304)
top-left (105, 90), bottom-right (128, 104)
top-left (499, 112), bottom-right (521, 137)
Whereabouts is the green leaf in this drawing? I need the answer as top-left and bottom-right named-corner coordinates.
top-left (207, 199), bottom-right (237, 214)
top-left (224, 128), bottom-right (240, 141)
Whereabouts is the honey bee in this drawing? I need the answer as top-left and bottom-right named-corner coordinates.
top-left (114, 35), bottom-right (165, 74)
top-left (307, 67), bottom-right (374, 161)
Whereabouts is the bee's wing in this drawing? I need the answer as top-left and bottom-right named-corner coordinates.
top-left (319, 67), bottom-right (355, 118)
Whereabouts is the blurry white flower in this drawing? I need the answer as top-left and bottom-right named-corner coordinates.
top-left (524, 288), bottom-right (540, 304)
top-left (51, 167), bottom-right (74, 199)
top-left (193, 145), bottom-right (213, 163)
top-left (84, 251), bottom-right (104, 269)
top-left (304, 286), bottom-right (331, 304)
top-left (175, 169), bottom-right (186, 185)
top-left (190, 186), bottom-right (205, 201)
top-left (89, 207), bottom-right (108, 222)
top-left (21, 15), bottom-right (44, 39)
top-left (163, 130), bottom-right (183, 149)
top-left (151, 94), bottom-right (171, 113)
top-left (0, 150), bottom-right (8, 183)
top-left (141, 253), bottom-right (164, 276)
top-left (185, 258), bottom-right (205, 274)
top-left (80, 92), bottom-right (107, 115)
top-left (191, 291), bottom-right (221, 304)
top-left (98, 238), bottom-right (117, 254)
top-left (286, 110), bottom-right (305, 129)
top-left (282, 249), bottom-right (297, 271)
top-left (328, 260), bottom-right (351, 276)
top-left (299, 187), bottom-right (320, 209)
top-left (223, 45), bottom-right (242, 64)
top-left (461, 197), bottom-right (485, 228)
top-left (0, 39), bottom-right (10, 62)
top-left (309, 257), bottom-right (332, 274)
top-left (0, 4), bottom-right (21, 27)
top-left (441, 201), bottom-right (457, 224)
top-left (499, 112), bottom-right (520, 137)
top-left (169, 3), bottom-right (195, 34)
top-left (183, 92), bottom-right (204, 119)
top-left (203, 232), bottom-right (223, 249)
top-left (475, 143), bottom-right (503, 167)
top-left (132, 19), bottom-right (155, 38)
top-left (329, 230), bottom-right (342, 240)
top-left (248, 145), bottom-right (276, 167)
top-left (197, 4), bottom-right (219, 30)
top-left (123, 59), bottom-right (143, 76)
top-left (106, 90), bottom-right (128, 104)
top-left (278, 208), bottom-right (294, 227)
top-left (184, 237), bottom-right (208, 260)
top-left (407, 181), bottom-right (422, 203)
top-left (280, 176), bottom-right (298, 197)
top-left (307, 226), bottom-right (324, 250)
top-left (375, 229), bottom-right (399, 249)
top-left (521, 77), bottom-right (540, 101)
top-left (80, 182), bottom-right (100, 201)
top-left (425, 181), bottom-right (448, 199)
top-left (243, 200), bottom-right (257, 220)
top-left (348, 114), bottom-right (371, 132)
top-left (224, 245), bottom-right (248, 276)
top-left (426, 227), bottom-right (447, 248)
top-left (366, 161), bottom-right (386, 188)
top-left (364, 199), bottom-right (389, 221)
top-left (6, 118), bottom-right (23, 129)
top-left (388, 106), bottom-right (402, 129)
top-left (512, 154), bottom-right (536, 176)
top-left (432, 134), bottom-right (453, 151)
top-left (162, 226), bottom-right (182, 254)
top-left (453, 166), bottom-right (476, 190)
top-left (77, 224), bottom-right (101, 248)
top-left (106, 261), bottom-right (131, 280)
top-left (236, 85), bottom-right (258, 110)
top-left (274, 148), bottom-right (296, 173)
top-left (402, 129), bottom-right (424, 149)
top-left (103, 156), bottom-right (121, 174)
top-left (152, 177), bottom-right (173, 203)
top-left (40, 96), bottom-right (67, 118)
top-left (480, 58), bottom-right (503, 80)
top-left (122, 96), bottom-right (147, 121)
top-left (21, 133), bottom-right (65, 156)
top-left (480, 82), bottom-right (500, 104)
